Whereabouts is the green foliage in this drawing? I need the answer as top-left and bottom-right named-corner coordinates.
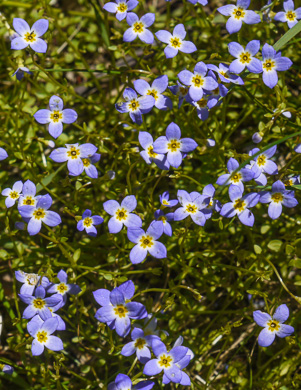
top-left (0, 0), bottom-right (301, 389)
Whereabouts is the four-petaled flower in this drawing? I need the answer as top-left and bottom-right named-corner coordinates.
top-left (143, 339), bottom-right (190, 385)
top-left (34, 95), bottom-right (78, 139)
top-left (47, 269), bottom-right (81, 310)
top-left (27, 316), bottom-right (64, 356)
top-left (18, 180), bottom-right (40, 208)
top-left (134, 75), bottom-right (172, 111)
top-left (220, 185), bottom-right (260, 226)
top-left (124, 13), bottom-right (155, 44)
top-left (228, 40), bottom-right (262, 74)
top-left (18, 194), bottom-right (62, 236)
top-left (115, 88), bottom-right (155, 125)
top-left (108, 373), bottom-right (154, 390)
top-left (77, 209), bottom-right (104, 237)
top-left (19, 286), bottom-right (62, 320)
top-left (174, 190), bottom-right (210, 226)
top-left (139, 131), bottom-right (170, 170)
top-left (127, 221), bottom-right (167, 264)
top-left (217, 0), bottom-right (261, 34)
top-left (103, 195), bottom-right (142, 234)
top-left (153, 122), bottom-right (198, 168)
top-left (178, 62), bottom-right (218, 102)
top-left (11, 18), bottom-right (49, 53)
top-left (159, 191), bottom-right (178, 208)
top-left (216, 157), bottom-right (254, 192)
top-left (2, 180), bottom-right (23, 208)
top-left (103, 0), bottom-right (138, 21)
top-left (121, 327), bottom-right (160, 363)
top-left (93, 280), bottom-right (148, 337)
top-left (274, 0), bottom-right (301, 28)
top-left (253, 304), bottom-right (294, 347)
top-left (155, 24), bottom-right (197, 59)
top-left (49, 143), bottom-right (98, 176)
top-left (260, 43), bottom-right (292, 89)
top-left (207, 63), bottom-right (244, 85)
top-left (249, 146), bottom-right (278, 186)
top-left (259, 180), bottom-right (298, 219)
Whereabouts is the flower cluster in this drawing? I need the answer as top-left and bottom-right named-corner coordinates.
top-left (16, 269), bottom-right (81, 356)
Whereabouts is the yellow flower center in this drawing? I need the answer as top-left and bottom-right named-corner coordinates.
top-left (133, 21), bottom-right (144, 33)
top-left (191, 75), bottom-right (204, 88)
top-left (271, 192), bottom-right (283, 203)
top-left (233, 199), bottom-right (246, 212)
top-left (267, 319), bottom-right (280, 332)
top-left (239, 51), bottom-right (251, 64)
top-left (114, 304), bottom-right (128, 318)
top-left (83, 217), bottom-right (93, 227)
top-left (158, 354), bottom-right (173, 368)
top-left (257, 155), bottom-right (266, 166)
top-left (186, 203), bottom-right (198, 214)
top-left (233, 7), bottom-right (245, 19)
top-left (24, 31), bottom-right (37, 42)
top-left (284, 179), bottom-right (293, 187)
top-left (57, 283), bottom-right (68, 294)
top-left (50, 111), bottom-right (63, 123)
top-left (197, 98), bottom-right (207, 108)
top-left (147, 89), bottom-right (158, 101)
top-left (82, 158), bottom-right (90, 167)
top-left (231, 172), bottom-right (242, 183)
top-left (67, 146), bottom-right (81, 159)
top-left (140, 235), bottom-right (154, 249)
top-left (36, 330), bottom-right (48, 343)
top-left (33, 208), bottom-right (46, 220)
top-left (148, 145), bottom-right (157, 158)
top-left (134, 337), bottom-right (146, 349)
top-left (10, 190), bottom-right (19, 199)
top-left (162, 200), bottom-right (169, 205)
top-left (115, 208), bottom-right (128, 221)
top-left (160, 216), bottom-right (167, 223)
top-left (286, 11), bottom-right (296, 20)
top-left (33, 298), bottom-right (46, 309)
top-left (170, 37), bottom-right (181, 48)
top-left (23, 196), bottom-right (35, 205)
top-left (117, 2), bottom-right (127, 12)
top-left (128, 99), bottom-right (140, 112)
top-left (167, 139), bottom-right (181, 152)
top-left (262, 59), bottom-right (275, 72)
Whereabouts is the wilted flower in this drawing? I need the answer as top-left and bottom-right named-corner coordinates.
top-left (15, 270), bottom-right (49, 295)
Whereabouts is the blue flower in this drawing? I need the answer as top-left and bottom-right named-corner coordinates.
top-left (115, 88), bottom-right (155, 125)
top-left (143, 339), bottom-right (191, 385)
top-left (248, 146), bottom-right (278, 186)
top-left (1, 364), bottom-right (14, 375)
top-left (274, 0), bottom-right (301, 28)
top-left (228, 40), bottom-right (262, 73)
top-left (15, 270), bottom-right (50, 295)
top-left (261, 43), bottom-right (292, 89)
top-left (207, 63), bottom-right (244, 85)
top-left (11, 18), bottom-right (49, 53)
top-left (139, 132), bottom-right (170, 170)
top-left (187, 0), bottom-right (207, 4)
top-left (216, 157), bottom-right (254, 192)
top-left (12, 66), bottom-right (32, 80)
top-left (93, 280), bottom-right (148, 337)
top-left (174, 190), bottom-right (210, 226)
top-left (18, 180), bottom-right (40, 208)
top-left (77, 209), bottom-right (104, 237)
top-left (18, 194), bottom-right (61, 236)
top-left (159, 191), bottom-right (178, 207)
top-left (153, 122), bottom-right (198, 169)
top-left (178, 62), bottom-right (218, 102)
top-left (1, 180), bottom-right (23, 208)
top-left (34, 95), bottom-right (78, 139)
top-left (19, 286), bottom-right (62, 320)
top-left (103, 195), bottom-right (142, 233)
top-left (47, 269), bottom-right (81, 310)
top-left (168, 81), bottom-right (189, 108)
top-left (127, 221), bottom-right (167, 264)
top-left (27, 316), bottom-right (63, 356)
top-left (153, 209), bottom-right (174, 236)
top-left (121, 327), bottom-right (160, 363)
top-left (201, 184), bottom-right (222, 219)
top-left (0, 147), bottom-right (8, 161)
top-left (49, 143), bottom-right (98, 176)
top-left (217, 0), bottom-right (261, 34)
top-left (259, 180), bottom-right (298, 219)
top-left (253, 304), bottom-right (294, 347)
top-left (82, 153), bottom-right (101, 179)
top-left (134, 75), bottom-right (172, 110)
top-left (108, 374), bottom-right (154, 390)
top-left (123, 13), bottom-right (155, 44)
top-left (155, 24), bottom-right (197, 58)
top-left (103, 0), bottom-right (138, 21)
top-left (220, 185), bottom-right (260, 227)
top-left (206, 70), bottom-right (228, 109)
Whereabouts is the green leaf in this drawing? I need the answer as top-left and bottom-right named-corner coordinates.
top-left (273, 20), bottom-right (301, 51)
top-left (268, 240), bottom-right (283, 252)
